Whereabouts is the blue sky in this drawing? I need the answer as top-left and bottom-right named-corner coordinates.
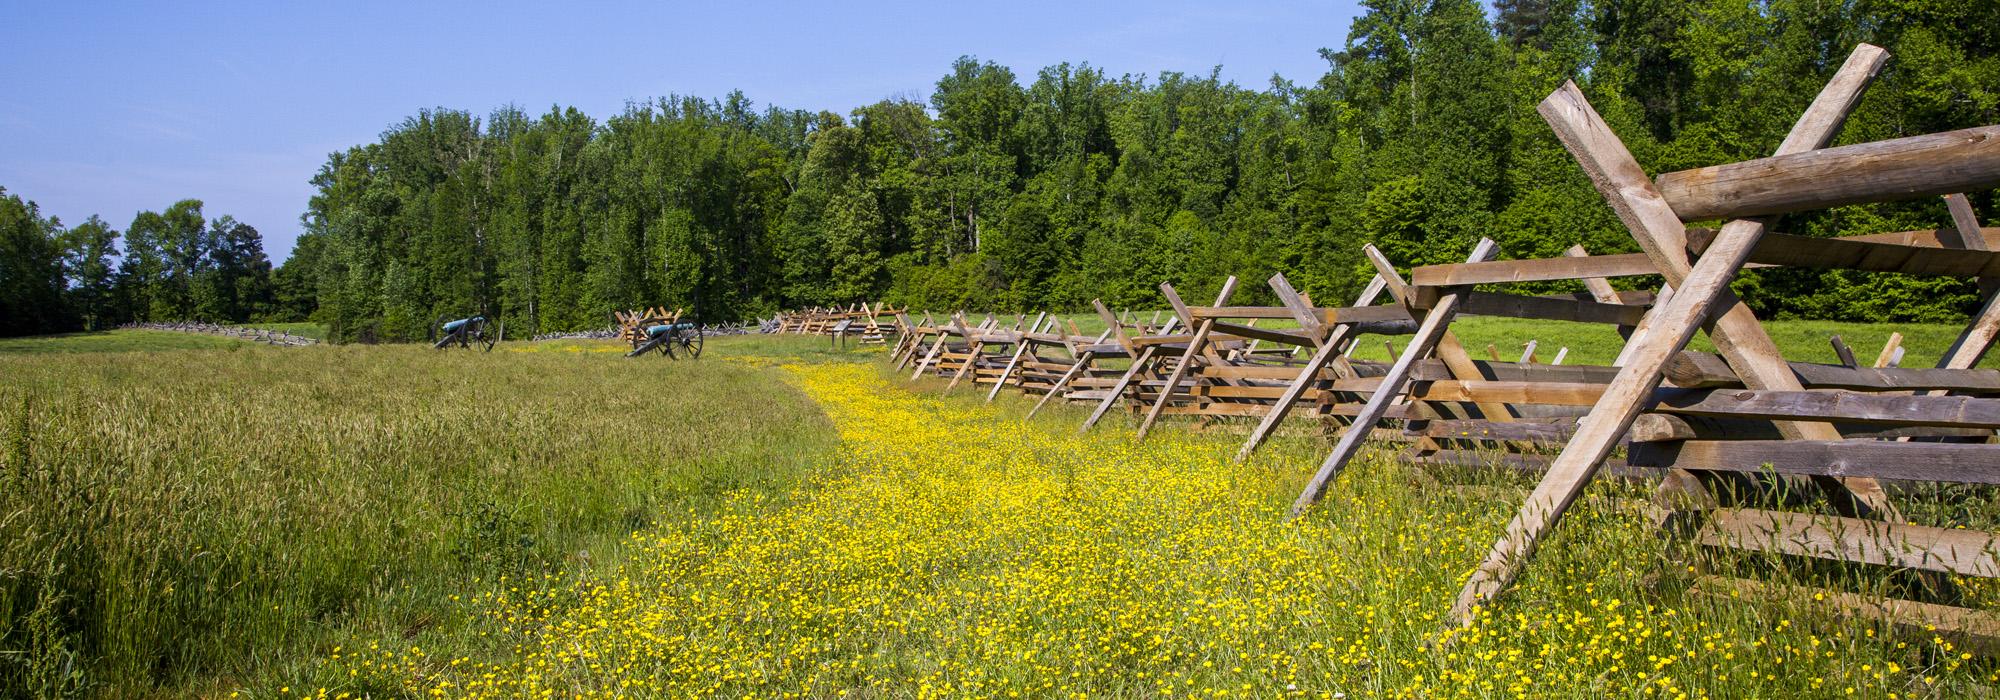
top-left (1, 1), bottom-right (1365, 260)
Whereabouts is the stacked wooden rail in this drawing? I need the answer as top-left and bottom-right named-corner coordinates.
top-left (1412, 43), bottom-right (2000, 644)
top-left (895, 306), bottom-right (1180, 417)
top-left (1074, 275), bottom-right (1391, 439)
top-left (614, 307), bottom-right (682, 347)
top-left (773, 303), bottom-right (905, 344)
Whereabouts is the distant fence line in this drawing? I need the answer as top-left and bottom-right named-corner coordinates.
top-left (533, 322), bottom-right (758, 343)
top-left (120, 322), bottom-right (320, 347)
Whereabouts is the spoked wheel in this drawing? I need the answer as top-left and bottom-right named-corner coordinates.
top-left (478, 320), bottom-right (500, 352)
top-left (430, 314), bottom-right (448, 349)
top-left (677, 327), bottom-right (703, 359)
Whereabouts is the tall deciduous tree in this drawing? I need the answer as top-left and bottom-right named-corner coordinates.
top-left (0, 188), bottom-right (72, 336)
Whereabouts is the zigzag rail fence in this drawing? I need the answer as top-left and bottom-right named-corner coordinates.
top-left (786, 41), bottom-right (2000, 657)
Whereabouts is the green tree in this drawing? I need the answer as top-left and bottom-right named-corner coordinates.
top-left (0, 188), bottom-right (72, 336)
top-left (58, 215), bottom-right (121, 329)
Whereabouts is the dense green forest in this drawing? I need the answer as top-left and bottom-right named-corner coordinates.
top-left (4, 0), bottom-right (1996, 341)
top-left (0, 191), bottom-right (279, 336)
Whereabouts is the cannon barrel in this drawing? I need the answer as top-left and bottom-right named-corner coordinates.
top-left (645, 322), bottom-right (694, 339)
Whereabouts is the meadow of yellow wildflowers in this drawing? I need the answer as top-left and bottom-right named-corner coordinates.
top-left (315, 347), bottom-right (1992, 698)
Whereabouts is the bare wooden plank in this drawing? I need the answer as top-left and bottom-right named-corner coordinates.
top-left (1454, 45), bottom-right (1893, 624)
top-left (1413, 253), bottom-right (1659, 288)
top-left (1649, 387), bottom-right (2000, 428)
top-left (1138, 278), bottom-right (1241, 439)
top-left (1092, 299), bottom-right (1137, 353)
top-left (1453, 291), bottom-right (1650, 326)
top-left (1367, 244), bottom-right (1518, 422)
top-left (1944, 194), bottom-right (1991, 252)
top-left (1327, 305), bottom-right (1417, 326)
top-left (1697, 508), bottom-right (2000, 578)
top-left (1081, 345), bottom-right (1158, 431)
top-left (1405, 418), bottom-right (1580, 443)
top-left (1408, 359), bottom-right (1624, 384)
top-left (985, 312), bottom-right (1046, 401)
top-left (1404, 380), bottom-right (1606, 406)
top-left (1567, 244), bottom-right (1624, 304)
top-left (1665, 351), bottom-right (2000, 392)
top-left (1656, 126), bottom-right (2000, 221)
top-left (1206, 322), bottom-right (1316, 347)
top-left (1188, 306), bottom-right (1308, 320)
top-left (1319, 402), bottom-right (1419, 420)
top-left (1080, 300), bottom-right (1184, 432)
top-left (1933, 201), bottom-right (2000, 376)
top-left (1269, 273), bottom-right (1327, 340)
top-left (1684, 230), bottom-right (2000, 277)
top-left (1832, 335), bottom-right (1859, 368)
top-left (1200, 365), bottom-right (1325, 381)
top-left (1414, 450), bottom-right (1651, 482)
top-left (1157, 403), bottom-right (1270, 417)
top-left (1232, 276), bottom-right (1390, 462)
top-left (943, 315), bottom-right (988, 390)
top-left (1628, 413), bottom-right (1993, 442)
top-left (1293, 239), bottom-right (1499, 514)
top-left (1688, 225), bottom-right (2000, 252)
top-left (1626, 440), bottom-right (2000, 483)
top-left (1185, 385), bottom-right (1311, 400)
top-left (909, 328), bottom-right (952, 380)
top-left (1873, 332), bottom-right (1904, 369)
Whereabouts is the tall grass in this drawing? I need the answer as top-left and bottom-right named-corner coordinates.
top-left (0, 338), bottom-right (839, 697)
top-left (321, 357), bottom-right (1997, 697)
top-left (0, 330), bottom-right (256, 354)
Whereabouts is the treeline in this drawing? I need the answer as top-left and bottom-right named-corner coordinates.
top-left (15, 1), bottom-right (1997, 342)
top-left (0, 190), bottom-right (292, 337)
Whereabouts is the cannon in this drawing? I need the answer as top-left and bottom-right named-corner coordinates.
top-left (626, 321), bottom-right (703, 359)
top-left (431, 315), bottom-right (501, 351)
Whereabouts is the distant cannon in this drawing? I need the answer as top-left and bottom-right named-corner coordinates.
top-left (431, 315), bottom-right (501, 351)
top-left (626, 321), bottom-right (703, 359)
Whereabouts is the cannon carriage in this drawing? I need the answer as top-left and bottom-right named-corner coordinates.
top-left (431, 314), bottom-right (501, 351)
top-left (617, 306), bottom-right (703, 359)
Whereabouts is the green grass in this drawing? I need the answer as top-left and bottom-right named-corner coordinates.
top-left (0, 330), bottom-right (260, 354)
top-left (0, 324), bottom-right (326, 355)
top-left (7, 327), bottom-right (1999, 697)
top-left (286, 350), bottom-right (2000, 697)
top-left (0, 335), bottom-right (844, 697)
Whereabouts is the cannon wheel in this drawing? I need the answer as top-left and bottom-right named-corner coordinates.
top-left (677, 326), bottom-right (703, 359)
top-left (479, 320), bottom-right (499, 352)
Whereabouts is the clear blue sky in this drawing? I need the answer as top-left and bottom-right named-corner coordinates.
top-left (1, 1), bottom-right (1365, 261)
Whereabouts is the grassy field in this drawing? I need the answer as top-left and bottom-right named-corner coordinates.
top-left (0, 324), bottom-right (329, 355)
top-left (2, 328), bottom-right (1996, 697)
top-left (0, 336), bottom-right (838, 697)
top-left (0, 330), bottom-right (259, 354)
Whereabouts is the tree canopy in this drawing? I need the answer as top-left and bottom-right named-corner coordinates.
top-left (6, 0), bottom-right (1995, 340)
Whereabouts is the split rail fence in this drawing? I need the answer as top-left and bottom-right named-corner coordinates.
top-left (802, 41), bottom-right (2000, 652)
